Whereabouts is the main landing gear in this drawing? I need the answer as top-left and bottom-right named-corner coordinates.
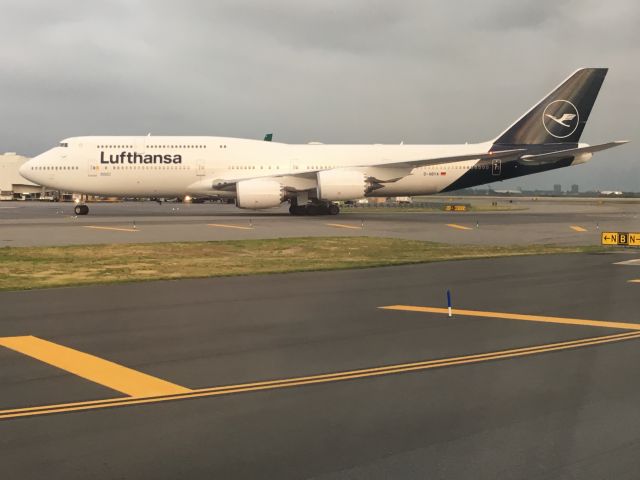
top-left (289, 201), bottom-right (340, 216)
top-left (74, 204), bottom-right (89, 215)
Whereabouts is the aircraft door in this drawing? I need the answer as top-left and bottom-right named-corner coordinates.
top-left (491, 159), bottom-right (501, 176)
top-left (86, 141), bottom-right (100, 177)
top-left (195, 144), bottom-right (207, 177)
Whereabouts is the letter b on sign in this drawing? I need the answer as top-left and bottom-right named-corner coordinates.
top-left (618, 233), bottom-right (628, 245)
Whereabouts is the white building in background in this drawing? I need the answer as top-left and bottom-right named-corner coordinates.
top-left (0, 152), bottom-right (42, 199)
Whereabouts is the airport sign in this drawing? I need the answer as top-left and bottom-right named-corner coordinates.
top-left (444, 205), bottom-right (468, 212)
top-left (601, 232), bottom-right (640, 246)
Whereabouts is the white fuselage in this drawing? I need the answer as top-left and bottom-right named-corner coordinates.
top-left (21, 136), bottom-right (495, 199)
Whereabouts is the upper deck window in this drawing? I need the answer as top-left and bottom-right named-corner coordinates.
top-left (59, 142), bottom-right (68, 147)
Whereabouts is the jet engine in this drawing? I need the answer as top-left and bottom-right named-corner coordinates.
top-left (317, 169), bottom-right (368, 201)
top-left (236, 178), bottom-right (284, 209)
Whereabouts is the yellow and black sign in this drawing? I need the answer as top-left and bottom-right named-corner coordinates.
top-left (601, 232), bottom-right (640, 246)
top-left (444, 205), bottom-right (468, 212)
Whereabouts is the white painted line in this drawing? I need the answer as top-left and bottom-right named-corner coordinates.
top-left (615, 259), bottom-right (640, 266)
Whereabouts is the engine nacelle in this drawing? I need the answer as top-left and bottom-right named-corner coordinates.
top-left (317, 169), bottom-right (367, 201)
top-left (236, 178), bottom-right (284, 209)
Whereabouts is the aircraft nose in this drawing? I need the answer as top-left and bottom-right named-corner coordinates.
top-left (18, 159), bottom-right (32, 180)
top-left (18, 156), bottom-right (41, 184)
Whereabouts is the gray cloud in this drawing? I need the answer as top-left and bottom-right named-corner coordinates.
top-left (0, 0), bottom-right (637, 190)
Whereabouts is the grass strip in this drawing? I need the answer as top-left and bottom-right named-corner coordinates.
top-left (0, 237), bottom-right (603, 291)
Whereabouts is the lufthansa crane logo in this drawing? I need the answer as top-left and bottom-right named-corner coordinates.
top-left (542, 99), bottom-right (579, 139)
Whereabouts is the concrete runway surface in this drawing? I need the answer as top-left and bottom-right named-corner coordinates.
top-left (0, 197), bottom-right (638, 246)
top-left (1, 252), bottom-right (640, 479)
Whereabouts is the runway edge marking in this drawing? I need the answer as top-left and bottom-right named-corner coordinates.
top-left (379, 305), bottom-right (640, 330)
top-left (1, 331), bottom-right (639, 421)
top-left (0, 336), bottom-right (191, 397)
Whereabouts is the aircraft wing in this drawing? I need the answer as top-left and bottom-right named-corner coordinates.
top-left (519, 141), bottom-right (629, 164)
top-left (199, 148), bottom-right (526, 192)
top-left (365, 148), bottom-right (525, 169)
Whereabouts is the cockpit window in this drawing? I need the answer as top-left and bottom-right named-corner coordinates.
top-left (59, 142), bottom-right (68, 147)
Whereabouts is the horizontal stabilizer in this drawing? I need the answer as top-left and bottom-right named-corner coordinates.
top-left (519, 140), bottom-right (629, 164)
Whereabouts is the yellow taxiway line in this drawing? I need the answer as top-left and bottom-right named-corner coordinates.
top-left (84, 225), bottom-right (139, 232)
top-left (326, 223), bottom-right (362, 230)
top-left (380, 305), bottom-right (640, 331)
top-left (207, 223), bottom-right (254, 230)
top-left (629, 279), bottom-right (640, 284)
top-left (0, 336), bottom-right (191, 397)
top-left (570, 225), bottom-right (587, 232)
top-left (1, 330), bottom-right (639, 420)
top-left (446, 223), bottom-right (472, 230)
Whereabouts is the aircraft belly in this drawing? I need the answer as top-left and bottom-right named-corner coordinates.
top-left (55, 174), bottom-right (187, 197)
top-left (370, 168), bottom-right (464, 196)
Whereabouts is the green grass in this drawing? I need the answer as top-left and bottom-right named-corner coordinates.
top-left (0, 237), bottom-right (604, 291)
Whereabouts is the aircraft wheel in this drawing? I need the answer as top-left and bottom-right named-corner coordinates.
top-left (328, 204), bottom-right (340, 215)
top-left (290, 206), bottom-right (308, 215)
top-left (74, 205), bottom-right (89, 215)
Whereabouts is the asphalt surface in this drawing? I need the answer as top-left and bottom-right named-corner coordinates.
top-left (1, 197), bottom-right (639, 246)
top-left (1, 252), bottom-right (640, 479)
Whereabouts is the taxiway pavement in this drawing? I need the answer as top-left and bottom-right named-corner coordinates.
top-left (1, 252), bottom-right (639, 478)
top-left (1, 198), bottom-right (638, 247)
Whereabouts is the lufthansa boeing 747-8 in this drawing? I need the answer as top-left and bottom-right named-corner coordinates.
top-left (20, 68), bottom-right (628, 216)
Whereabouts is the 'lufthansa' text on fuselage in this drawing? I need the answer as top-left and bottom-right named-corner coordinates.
top-left (100, 151), bottom-right (182, 164)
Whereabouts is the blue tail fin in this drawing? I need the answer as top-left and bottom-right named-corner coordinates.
top-left (493, 68), bottom-right (607, 146)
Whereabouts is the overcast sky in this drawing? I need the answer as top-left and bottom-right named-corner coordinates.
top-left (1, 0), bottom-right (638, 191)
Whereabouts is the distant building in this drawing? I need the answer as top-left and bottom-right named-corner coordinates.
top-left (553, 184), bottom-right (562, 194)
top-left (0, 153), bottom-right (41, 199)
top-left (571, 184), bottom-right (579, 194)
